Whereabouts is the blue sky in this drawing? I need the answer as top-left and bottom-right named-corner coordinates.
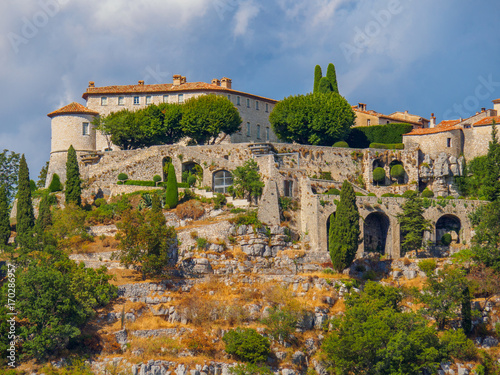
top-left (2, 0), bottom-right (500, 176)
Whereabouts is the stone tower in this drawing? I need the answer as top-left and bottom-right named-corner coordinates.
top-left (46, 102), bottom-right (98, 187)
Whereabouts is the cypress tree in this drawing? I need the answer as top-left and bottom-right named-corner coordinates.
top-left (326, 63), bottom-right (339, 94)
top-left (65, 145), bottom-right (81, 206)
top-left (313, 65), bottom-right (322, 93)
top-left (36, 193), bottom-right (52, 234)
top-left (16, 154), bottom-right (35, 247)
top-left (318, 77), bottom-right (333, 94)
top-left (165, 163), bottom-right (178, 209)
top-left (329, 180), bottom-right (360, 272)
top-left (0, 185), bottom-right (10, 246)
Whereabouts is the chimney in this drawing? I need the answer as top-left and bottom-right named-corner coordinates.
top-left (173, 74), bottom-right (182, 86)
top-left (211, 78), bottom-right (221, 86)
top-left (138, 80), bottom-right (144, 85)
top-left (430, 113), bottom-right (436, 128)
top-left (88, 81), bottom-right (95, 88)
top-left (358, 103), bottom-right (366, 111)
top-left (481, 107), bottom-right (486, 112)
top-left (221, 77), bottom-right (232, 89)
top-left (493, 99), bottom-right (500, 113)
top-left (181, 76), bottom-right (186, 84)
top-left (404, 110), bottom-right (409, 115)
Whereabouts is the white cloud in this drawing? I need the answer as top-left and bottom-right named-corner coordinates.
top-left (233, 1), bottom-right (261, 37)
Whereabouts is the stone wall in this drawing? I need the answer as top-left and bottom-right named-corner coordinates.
top-left (463, 124), bottom-right (496, 160)
top-left (403, 129), bottom-right (464, 159)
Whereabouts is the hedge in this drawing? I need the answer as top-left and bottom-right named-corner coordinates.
top-left (369, 143), bottom-right (404, 150)
top-left (347, 123), bottom-right (413, 148)
top-left (124, 180), bottom-right (156, 187)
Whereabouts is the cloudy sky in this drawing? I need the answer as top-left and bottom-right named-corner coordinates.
top-left (2, 0), bottom-right (500, 176)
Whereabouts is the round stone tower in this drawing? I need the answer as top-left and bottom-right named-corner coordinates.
top-left (46, 102), bottom-right (99, 187)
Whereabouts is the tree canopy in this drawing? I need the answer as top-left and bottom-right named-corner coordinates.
top-left (230, 159), bottom-right (265, 203)
top-left (0, 149), bottom-right (20, 203)
top-left (397, 190), bottom-right (431, 255)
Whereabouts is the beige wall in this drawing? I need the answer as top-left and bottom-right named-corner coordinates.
top-left (463, 125), bottom-right (498, 160)
top-left (51, 113), bottom-right (96, 154)
top-left (403, 129), bottom-right (463, 159)
top-left (354, 111), bottom-right (382, 127)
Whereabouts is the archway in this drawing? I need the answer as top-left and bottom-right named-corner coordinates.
top-left (436, 214), bottom-right (461, 244)
top-left (182, 161), bottom-right (203, 187)
top-left (162, 156), bottom-right (172, 181)
top-left (364, 212), bottom-right (390, 254)
top-left (213, 170), bottom-right (233, 193)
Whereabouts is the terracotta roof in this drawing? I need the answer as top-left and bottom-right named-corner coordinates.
top-left (404, 120), bottom-right (460, 136)
top-left (388, 111), bottom-right (430, 124)
top-left (493, 98), bottom-right (500, 103)
top-left (82, 82), bottom-right (278, 103)
top-left (47, 102), bottom-right (99, 118)
top-left (473, 116), bottom-right (500, 126)
top-left (352, 107), bottom-right (426, 126)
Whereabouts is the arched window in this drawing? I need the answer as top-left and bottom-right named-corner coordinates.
top-left (213, 170), bottom-right (233, 193)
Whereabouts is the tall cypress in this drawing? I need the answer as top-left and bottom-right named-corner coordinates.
top-left (36, 193), bottom-right (52, 234)
top-left (313, 65), bottom-right (322, 93)
top-left (326, 63), bottom-right (339, 94)
top-left (329, 180), bottom-right (360, 272)
top-left (318, 77), bottom-right (333, 94)
top-left (0, 185), bottom-right (10, 246)
top-left (165, 163), bottom-right (178, 209)
top-left (65, 145), bottom-right (81, 206)
top-left (16, 154), bottom-right (35, 247)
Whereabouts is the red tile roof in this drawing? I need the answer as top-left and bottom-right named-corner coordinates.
top-left (47, 102), bottom-right (99, 118)
top-left (404, 120), bottom-right (460, 135)
top-left (493, 98), bottom-right (500, 103)
top-left (352, 107), bottom-right (426, 126)
top-left (473, 116), bottom-right (500, 126)
top-left (82, 82), bottom-right (278, 103)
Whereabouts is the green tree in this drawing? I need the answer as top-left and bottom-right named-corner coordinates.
top-left (313, 65), bottom-right (322, 93)
top-left (397, 190), bottom-right (431, 255)
top-left (470, 200), bottom-right (500, 271)
top-left (0, 185), bottom-right (10, 246)
top-left (165, 163), bottom-right (178, 209)
top-left (326, 63), bottom-right (339, 94)
top-left (48, 173), bottom-right (63, 192)
top-left (36, 193), bottom-right (52, 234)
top-left (16, 154), bottom-right (35, 247)
top-left (230, 159), bottom-right (265, 203)
top-left (373, 167), bottom-right (386, 185)
top-left (181, 94), bottom-right (242, 145)
top-left (223, 328), bottom-right (271, 363)
top-left (0, 149), bottom-right (20, 204)
top-left (329, 180), bottom-right (360, 272)
top-left (483, 122), bottom-right (500, 201)
top-left (318, 77), bottom-right (333, 93)
top-left (65, 145), bottom-right (81, 206)
top-left (36, 161), bottom-right (49, 189)
top-left (269, 92), bottom-right (355, 146)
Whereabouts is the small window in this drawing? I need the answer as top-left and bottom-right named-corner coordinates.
top-left (227, 94), bottom-right (231, 101)
top-left (246, 122), bottom-right (251, 137)
top-left (133, 96), bottom-right (140, 105)
top-left (178, 94), bottom-right (184, 103)
top-left (257, 124), bottom-right (261, 139)
top-left (247, 98), bottom-right (250, 108)
top-left (237, 96), bottom-right (241, 106)
top-left (163, 95), bottom-right (169, 103)
top-left (265, 103), bottom-right (269, 112)
top-left (367, 119), bottom-right (371, 126)
top-left (118, 96), bottom-right (124, 106)
top-left (266, 127), bottom-right (270, 141)
top-left (101, 97), bottom-right (107, 106)
top-left (284, 180), bottom-right (293, 197)
top-left (447, 138), bottom-right (452, 147)
top-left (256, 101), bottom-right (259, 110)
top-left (387, 121), bottom-right (390, 124)
top-left (146, 95), bottom-right (152, 105)
top-left (82, 122), bottom-right (90, 135)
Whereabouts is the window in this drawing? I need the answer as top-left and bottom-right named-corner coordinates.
top-left (266, 127), bottom-right (270, 141)
top-left (367, 119), bottom-right (371, 126)
top-left (387, 121), bottom-right (390, 124)
top-left (227, 94), bottom-right (231, 101)
top-left (447, 138), bottom-right (452, 147)
top-left (163, 95), bottom-right (169, 103)
top-left (213, 170), bottom-right (233, 194)
top-left (133, 96), bottom-right (140, 105)
top-left (82, 122), bottom-right (89, 135)
top-left (237, 96), bottom-right (241, 106)
top-left (284, 180), bottom-right (293, 197)
top-left (101, 97), bottom-right (108, 106)
top-left (118, 96), bottom-right (124, 106)
top-left (257, 124), bottom-right (261, 139)
top-left (146, 95), bottom-right (152, 105)
top-left (246, 122), bottom-right (251, 137)
top-left (178, 94), bottom-right (184, 103)
top-left (247, 98), bottom-right (250, 108)
top-left (256, 101), bottom-right (259, 110)
top-left (265, 103), bottom-right (269, 112)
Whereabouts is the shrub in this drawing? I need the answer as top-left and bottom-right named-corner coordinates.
top-left (347, 123), bottom-right (413, 148)
top-left (390, 164), bottom-right (405, 179)
top-left (124, 180), bottom-right (156, 187)
top-left (440, 329), bottom-right (477, 361)
top-left (402, 190), bottom-right (417, 198)
top-left (229, 364), bottom-right (273, 375)
top-left (183, 329), bottom-right (216, 356)
top-left (441, 233), bottom-right (452, 246)
top-left (30, 179), bottom-right (37, 192)
top-left (418, 259), bottom-right (437, 275)
top-left (368, 193), bottom-right (376, 196)
top-left (261, 306), bottom-right (301, 342)
top-left (165, 163), bottom-right (178, 209)
top-left (177, 182), bottom-right (189, 188)
top-left (176, 200), bottom-right (205, 220)
top-left (332, 141), bottom-right (349, 148)
top-left (94, 198), bottom-right (107, 207)
top-left (213, 193), bottom-right (226, 209)
top-left (369, 143), bottom-right (404, 150)
top-left (223, 328), bottom-right (271, 363)
top-left (355, 192), bottom-right (365, 196)
top-left (325, 188), bottom-right (341, 195)
top-left (230, 210), bottom-right (262, 228)
top-left (196, 237), bottom-right (208, 249)
top-left (381, 193), bottom-right (394, 197)
top-left (117, 173), bottom-right (128, 181)
top-left (373, 167), bottom-right (386, 184)
top-left (230, 208), bottom-right (246, 214)
top-left (48, 173), bottom-right (63, 192)
top-left (153, 175), bottom-right (162, 184)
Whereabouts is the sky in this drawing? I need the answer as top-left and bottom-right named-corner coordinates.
top-left (1, 0), bottom-right (500, 177)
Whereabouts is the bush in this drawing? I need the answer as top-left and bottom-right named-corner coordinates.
top-left (186, 174), bottom-right (197, 187)
top-left (261, 306), bottom-right (300, 342)
top-left (176, 200), bottom-right (205, 220)
top-left (347, 123), bottom-right (413, 148)
top-left (441, 233), bottom-right (452, 246)
top-left (177, 182), bottom-right (190, 188)
top-left (213, 193), bottom-right (226, 209)
top-left (381, 193), bottom-right (394, 197)
top-left (402, 190), bottom-right (416, 198)
top-left (418, 259), bottom-right (437, 275)
top-left (390, 164), bottom-right (405, 179)
top-left (196, 237), bottom-right (208, 250)
top-left (230, 210), bottom-right (262, 228)
top-left (325, 188), bottom-right (341, 195)
top-left (223, 328), bottom-right (271, 363)
top-left (94, 198), bottom-right (107, 207)
top-left (420, 188), bottom-right (434, 197)
top-left (30, 179), bottom-right (37, 192)
top-left (124, 180), bottom-right (156, 187)
top-left (153, 175), bottom-right (162, 183)
top-left (369, 143), bottom-right (404, 149)
top-left (368, 193), bottom-right (376, 196)
top-left (48, 173), bottom-right (63, 192)
top-left (373, 167), bottom-right (386, 184)
top-left (355, 192), bottom-right (365, 196)
top-left (332, 141), bottom-right (349, 148)
top-left (117, 173), bottom-right (128, 181)
top-left (440, 329), bottom-right (477, 361)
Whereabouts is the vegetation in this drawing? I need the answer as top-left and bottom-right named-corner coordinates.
top-left (16, 154), bottom-right (35, 248)
top-left (397, 190), bottom-right (431, 255)
top-left (326, 63), bottom-right (339, 94)
top-left (223, 328), bottom-right (270, 363)
top-left (347, 123), bottom-right (413, 148)
top-left (65, 145), bottom-right (81, 206)
top-left (165, 163), bottom-right (179, 209)
top-left (230, 159), bottom-right (264, 203)
top-left (0, 149), bottom-right (20, 203)
top-left (313, 65), bottom-right (322, 93)
top-left (48, 173), bottom-right (63, 192)
top-left (0, 185), bottom-right (10, 246)
top-left (329, 180), bottom-right (360, 272)
top-left (369, 142), bottom-right (404, 149)
top-left (117, 173), bottom-right (128, 181)
top-left (421, 188), bottom-right (434, 198)
top-left (332, 141), bottom-right (349, 148)
top-left (470, 200), bottom-right (500, 272)
top-left (372, 167), bottom-right (385, 185)
top-left (390, 164), bottom-right (405, 182)
top-left (37, 160), bottom-right (49, 189)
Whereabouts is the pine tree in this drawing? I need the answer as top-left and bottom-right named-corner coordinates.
top-left (0, 185), bottom-right (10, 246)
top-left (318, 77), bottom-right (332, 94)
top-left (326, 63), bottom-right (339, 94)
top-left (16, 154), bottom-right (35, 247)
top-left (165, 163), bottom-right (178, 209)
top-left (313, 65), bottom-right (322, 93)
top-left (329, 181), bottom-right (360, 271)
top-left (65, 145), bottom-right (81, 206)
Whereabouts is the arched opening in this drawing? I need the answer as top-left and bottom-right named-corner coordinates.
top-left (436, 215), bottom-right (461, 245)
top-left (182, 162), bottom-right (203, 187)
top-left (389, 160), bottom-right (405, 184)
top-left (326, 212), bottom-right (336, 253)
top-left (213, 170), bottom-right (233, 194)
top-left (162, 156), bottom-right (172, 181)
top-left (364, 212), bottom-right (390, 255)
top-left (372, 159), bottom-right (386, 186)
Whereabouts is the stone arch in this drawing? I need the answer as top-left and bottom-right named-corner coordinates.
top-left (182, 161), bottom-right (203, 187)
top-left (212, 169), bottom-right (233, 194)
top-left (162, 156), bottom-right (173, 181)
top-left (436, 214), bottom-right (461, 244)
top-left (364, 211), bottom-right (390, 255)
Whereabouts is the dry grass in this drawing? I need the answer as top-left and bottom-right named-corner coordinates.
top-left (279, 250), bottom-right (306, 259)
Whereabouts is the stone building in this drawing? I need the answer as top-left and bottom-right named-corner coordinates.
top-left (352, 103), bottom-right (430, 128)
